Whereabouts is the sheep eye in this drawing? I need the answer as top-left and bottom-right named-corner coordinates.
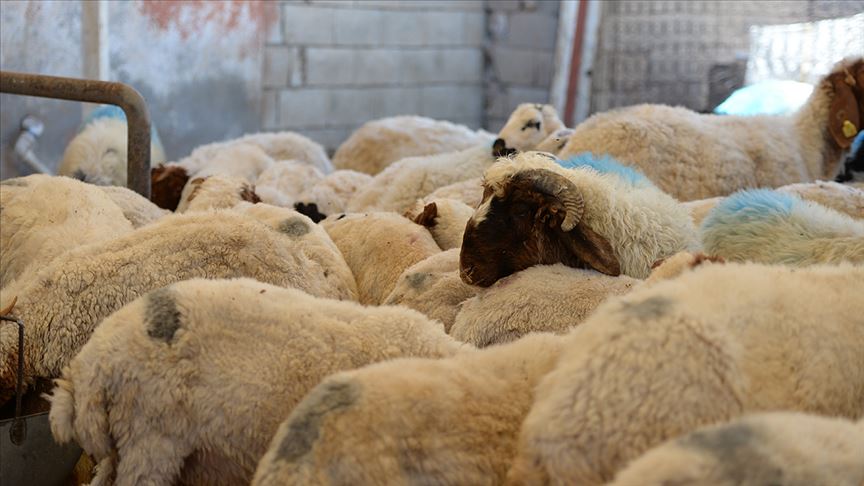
top-left (521, 120), bottom-right (541, 131)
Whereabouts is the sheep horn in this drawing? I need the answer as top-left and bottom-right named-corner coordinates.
top-left (512, 169), bottom-right (584, 231)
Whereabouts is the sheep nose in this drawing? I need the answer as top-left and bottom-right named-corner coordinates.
top-left (492, 138), bottom-right (510, 158)
top-left (460, 266), bottom-right (475, 285)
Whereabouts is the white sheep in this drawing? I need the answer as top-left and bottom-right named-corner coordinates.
top-left (96, 185), bottom-right (169, 228)
top-left (383, 248), bottom-right (478, 332)
top-left (251, 332), bottom-right (563, 486)
top-left (293, 169), bottom-right (373, 221)
top-left (253, 159), bottom-right (325, 208)
top-left (332, 115), bottom-right (493, 175)
top-left (492, 103), bottom-right (566, 157)
top-left (0, 174), bottom-right (133, 289)
top-left (405, 197), bottom-right (475, 250)
top-left (700, 189), bottom-right (864, 265)
top-left (57, 105), bottom-right (166, 186)
top-left (321, 212), bottom-right (441, 305)
top-left (508, 262), bottom-right (864, 485)
top-left (0, 205), bottom-right (357, 400)
top-left (450, 264), bottom-right (638, 347)
top-left (558, 57), bottom-right (864, 200)
top-left (609, 412), bottom-right (864, 486)
top-left (533, 128), bottom-right (574, 155)
top-left (199, 131), bottom-right (332, 174)
top-left (346, 143), bottom-right (496, 214)
top-left (424, 177), bottom-right (483, 208)
top-left (48, 277), bottom-right (463, 486)
top-left (460, 152), bottom-right (698, 286)
top-left (175, 174), bottom-right (261, 213)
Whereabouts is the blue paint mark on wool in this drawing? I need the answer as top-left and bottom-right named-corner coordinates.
top-left (80, 104), bottom-right (163, 149)
top-left (702, 189), bottom-right (797, 231)
top-left (558, 152), bottom-right (652, 187)
top-left (851, 131), bottom-right (864, 156)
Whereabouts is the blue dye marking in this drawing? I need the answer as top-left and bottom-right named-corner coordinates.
top-left (558, 152), bottom-right (651, 186)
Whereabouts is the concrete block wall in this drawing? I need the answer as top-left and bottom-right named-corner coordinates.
top-left (264, 1), bottom-right (487, 153)
top-left (590, 0), bottom-right (864, 114)
top-left (484, 0), bottom-right (560, 132)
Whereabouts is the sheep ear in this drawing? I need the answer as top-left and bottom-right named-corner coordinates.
top-left (150, 165), bottom-right (189, 211)
top-left (829, 76), bottom-right (861, 149)
top-left (413, 202), bottom-right (438, 228)
top-left (563, 224), bottom-right (621, 276)
top-left (239, 184), bottom-right (261, 204)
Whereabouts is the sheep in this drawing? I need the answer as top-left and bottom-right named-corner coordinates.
top-left (332, 115), bottom-right (493, 175)
top-left (450, 264), bottom-right (638, 347)
top-left (346, 143), bottom-right (496, 214)
top-left (321, 212), bottom-right (441, 305)
top-left (48, 277), bottom-right (463, 486)
top-left (96, 185), bottom-right (169, 228)
top-left (532, 128), bottom-right (574, 155)
top-left (175, 174), bottom-right (261, 213)
top-left (151, 130), bottom-right (329, 211)
top-left (251, 332), bottom-right (563, 486)
top-left (383, 249), bottom-right (479, 332)
top-left (405, 197), bottom-right (475, 250)
top-left (608, 412), bottom-right (864, 486)
top-left (0, 174), bottom-right (133, 289)
top-left (57, 104), bottom-right (166, 186)
top-left (460, 151), bottom-right (698, 286)
top-left (492, 103), bottom-right (566, 157)
top-left (776, 179), bottom-right (864, 219)
top-left (253, 159), bottom-right (325, 208)
top-left (425, 177), bottom-right (484, 208)
top-left (0, 205), bottom-right (357, 401)
top-left (682, 196), bottom-right (724, 226)
top-left (507, 262), bottom-right (864, 485)
top-left (701, 189), bottom-right (864, 266)
top-left (558, 57), bottom-right (864, 201)
top-left (292, 169), bottom-right (373, 220)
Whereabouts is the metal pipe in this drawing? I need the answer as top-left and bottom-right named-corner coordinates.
top-left (13, 115), bottom-right (52, 175)
top-left (0, 70), bottom-right (151, 197)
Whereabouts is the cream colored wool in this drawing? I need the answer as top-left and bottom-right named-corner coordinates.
top-left (47, 278), bottom-right (460, 486)
top-left (332, 115), bottom-right (493, 175)
top-left (643, 251), bottom-right (724, 285)
top-left (97, 185), bottom-right (168, 228)
top-left (58, 118), bottom-right (166, 186)
top-left (610, 412), bottom-right (864, 486)
top-left (701, 193), bottom-right (864, 266)
top-left (0, 207), bottom-right (357, 399)
top-left (405, 197), bottom-right (475, 250)
top-left (251, 333), bottom-right (562, 486)
top-left (176, 174), bottom-right (259, 213)
top-left (383, 249), bottom-right (478, 332)
top-left (533, 128), bottom-right (574, 155)
top-left (322, 212), bottom-right (441, 305)
top-left (495, 103), bottom-right (566, 153)
top-left (682, 196), bottom-right (724, 226)
top-left (559, 58), bottom-right (862, 201)
top-left (451, 264), bottom-right (638, 347)
top-left (482, 153), bottom-right (700, 278)
top-left (777, 180), bottom-right (864, 219)
top-left (0, 175), bottom-right (133, 289)
top-left (425, 177), bottom-right (484, 208)
top-left (295, 169), bottom-right (373, 216)
top-left (188, 131), bottom-right (332, 174)
top-left (254, 159), bottom-right (326, 207)
top-left (346, 144), bottom-right (495, 213)
top-left (508, 263), bottom-right (864, 486)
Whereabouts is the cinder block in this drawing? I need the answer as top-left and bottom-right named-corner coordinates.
top-left (262, 89), bottom-right (280, 129)
top-left (419, 85), bottom-right (483, 121)
top-left (294, 127), bottom-right (353, 155)
top-left (375, 87), bottom-right (424, 117)
top-left (263, 46), bottom-right (301, 88)
top-left (282, 4), bottom-right (335, 45)
top-left (278, 88), bottom-right (329, 128)
top-left (333, 8), bottom-right (383, 45)
top-left (504, 11), bottom-right (559, 49)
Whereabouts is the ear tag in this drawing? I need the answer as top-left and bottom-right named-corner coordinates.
top-left (842, 120), bottom-right (859, 138)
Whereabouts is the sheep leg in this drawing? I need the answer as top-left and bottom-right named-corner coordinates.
top-left (113, 431), bottom-right (190, 486)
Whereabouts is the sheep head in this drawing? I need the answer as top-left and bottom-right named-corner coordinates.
top-left (493, 104), bottom-right (566, 158)
top-left (460, 167), bottom-right (620, 287)
top-left (150, 164), bottom-right (189, 211)
top-left (827, 57), bottom-right (864, 151)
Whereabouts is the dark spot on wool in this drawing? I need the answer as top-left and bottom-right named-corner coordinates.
top-left (276, 381), bottom-right (359, 462)
top-left (294, 202), bottom-right (327, 223)
top-left (407, 273), bottom-right (428, 289)
top-left (72, 169), bottom-right (88, 182)
top-left (681, 423), bottom-right (784, 484)
top-left (279, 217), bottom-right (311, 237)
top-left (145, 288), bottom-right (182, 343)
top-left (619, 296), bottom-right (672, 320)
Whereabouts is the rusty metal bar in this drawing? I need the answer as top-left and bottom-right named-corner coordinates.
top-left (0, 70), bottom-right (151, 198)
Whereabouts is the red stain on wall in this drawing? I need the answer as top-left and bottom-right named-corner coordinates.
top-left (138, 0), bottom-right (276, 40)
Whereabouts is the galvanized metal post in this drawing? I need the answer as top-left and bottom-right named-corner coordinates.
top-left (0, 70), bottom-right (152, 198)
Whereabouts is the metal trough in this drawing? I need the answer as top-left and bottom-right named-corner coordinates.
top-left (0, 70), bottom-right (152, 198)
